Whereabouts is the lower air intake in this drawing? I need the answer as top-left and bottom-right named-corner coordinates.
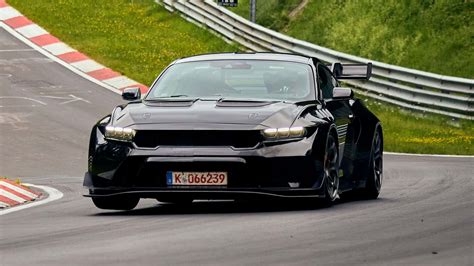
top-left (133, 130), bottom-right (262, 148)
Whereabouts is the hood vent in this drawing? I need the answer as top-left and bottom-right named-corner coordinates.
top-left (216, 100), bottom-right (277, 107)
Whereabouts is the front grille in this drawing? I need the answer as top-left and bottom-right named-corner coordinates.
top-left (133, 130), bottom-right (263, 148)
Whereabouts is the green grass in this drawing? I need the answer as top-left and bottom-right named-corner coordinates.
top-left (8, 0), bottom-right (239, 86)
top-left (228, 1), bottom-right (474, 154)
top-left (8, 0), bottom-right (473, 154)
top-left (229, 0), bottom-right (473, 79)
top-left (358, 95), bottom-right (473, 155)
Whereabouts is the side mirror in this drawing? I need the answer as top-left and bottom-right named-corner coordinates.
top-left (331, 62), bottom-right (372, 80)
top-left (333, 87), bottom-right (353, 99)
top-left (122, 87), bottom-right (141, 101)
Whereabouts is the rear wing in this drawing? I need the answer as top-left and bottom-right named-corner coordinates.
top-left (330, 62), bottom-right (372, 80)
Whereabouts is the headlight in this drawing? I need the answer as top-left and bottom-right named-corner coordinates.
top-left (262, 126), bottom-right (306, 140)
top-left (105, 126), bottom-right (136, 142)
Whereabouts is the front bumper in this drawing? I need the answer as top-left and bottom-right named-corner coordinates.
top-left (84, 133), bottom-right (326, 199)
top-left (84, 174), bottom-right (326, 199)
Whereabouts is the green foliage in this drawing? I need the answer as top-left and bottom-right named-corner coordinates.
top-left (359, 95), bottom-right (474, 155)
top-left (230, 0), bottom-right (474, 154)
top-left (8, 0), bottom-right (239, 85)
top-left (231, 0), bottom-right (473, 78)
top-left (8, 0), bottom-right (473, 154)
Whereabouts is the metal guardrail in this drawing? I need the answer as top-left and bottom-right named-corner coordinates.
top-left (159, 0), bottom-right (473, 120)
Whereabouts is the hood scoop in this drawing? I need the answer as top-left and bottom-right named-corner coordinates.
top-left (216, 99), bottom-right (278, 107)
top-left (144, 99), bottom-right (197, 107)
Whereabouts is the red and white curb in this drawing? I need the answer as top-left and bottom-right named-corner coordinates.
top-left (0, 178), bottom-right (40, 209)
top-left (0, 0), bottom-right (149, 95)
top-left (0, 182), bottom-right (63, 215)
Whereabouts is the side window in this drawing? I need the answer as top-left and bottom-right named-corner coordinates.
top-left (317, 65), bottom-right (337, 99)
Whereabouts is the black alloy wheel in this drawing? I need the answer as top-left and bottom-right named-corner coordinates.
top-left (322, 134), bottom-right (339, 205)
top-left (363, 129), bottom-right (383, 199)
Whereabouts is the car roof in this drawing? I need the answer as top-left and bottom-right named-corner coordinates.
top-left (174, 52), bottom-right (315, 65)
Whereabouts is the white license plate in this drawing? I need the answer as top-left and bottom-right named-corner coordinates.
top-left (166, 171), bottom-right (228, 186)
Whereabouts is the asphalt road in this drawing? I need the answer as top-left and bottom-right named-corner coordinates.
top-left (1, 27), bottom-right (473, 266)
top-left (0, 27), bottom-right (122, 177)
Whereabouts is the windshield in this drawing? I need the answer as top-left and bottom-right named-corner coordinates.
top-left (146, 60), bottom-right (316, 101)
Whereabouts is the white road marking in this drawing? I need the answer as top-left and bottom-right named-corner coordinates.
top-left (0, 22), bottom-right (121, 95)
top-left (0, 105), bottom-right (43, 108)
top-left (40, 94), bottom-right (91, 104)
top-left (42, 42), bottom-right (75, 55)
top-left (0, 183), bottom-right (64, 215)
top-left (0, 189), bottom-right (26, 203)
top-left (60, 94), bottom-right (91, 104)
top-left (0, 49), bottom-right (35, 52)
top-left (0, 113), bottom-right (30, 129)
top-left (0, 96), bottom-right (47, 105)
top-left (70, 59), bottom-right (104, 73)
top-left (0, 114), bottom-right (29, 129)
top-left (15, 24), bottom-right (48, 38)
top-left (0, 181), bottom-right (38, 199)
top-left (39, 91), bottom-right (89, 95)
top-left (0, 6), bottom-right (21, 20)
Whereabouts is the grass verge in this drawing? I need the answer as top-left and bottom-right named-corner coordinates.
top-left (229, 1), bottom-right (473, 154)
top-left (358, 94), bottom-right (473, 155)
top-left (229, 0), bottom-right (473, 78)
top-left (8, 0), bottom-right (239, 86)
top-left (7, 0), bottom-right (473, 155)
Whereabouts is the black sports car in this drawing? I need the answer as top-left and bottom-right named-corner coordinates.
top-left (84, 53), bottom-right (383, 210)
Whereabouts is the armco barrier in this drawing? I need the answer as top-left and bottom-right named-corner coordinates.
top-left (159, 0), bottom-right (473, 120)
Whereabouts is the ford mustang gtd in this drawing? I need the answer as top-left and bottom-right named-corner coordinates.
top-left (84, 53), bottom-right (383, 210)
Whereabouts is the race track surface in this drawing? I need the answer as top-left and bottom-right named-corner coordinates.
top-left (1, 27), bottom-right (473, 266)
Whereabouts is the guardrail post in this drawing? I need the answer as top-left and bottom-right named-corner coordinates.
top-left (250, 0), bottom-right (256, 23)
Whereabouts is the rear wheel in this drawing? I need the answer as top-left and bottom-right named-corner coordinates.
top-left (91, 195), bottom-right (139, 210)
top-left (362, 128), bottom-right (383, 199)
top-left (321, 134), bottom-right (339, 205)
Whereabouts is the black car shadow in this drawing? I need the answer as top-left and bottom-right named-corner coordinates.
top-left (93, 195), bottom-right (392, 216)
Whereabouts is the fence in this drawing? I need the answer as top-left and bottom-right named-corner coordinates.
top-left (159, 0), bottom-right (473, 120)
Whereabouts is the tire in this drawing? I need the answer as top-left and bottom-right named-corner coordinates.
top-left (91, 195), bottom-right (139, 210)
top-left (321, 134), bottom-right (339, 206)
top-left (361, 128), bottom-right (383, 199)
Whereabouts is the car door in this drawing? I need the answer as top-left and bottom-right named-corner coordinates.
top-left (317, 63), bottom-right (356, 191)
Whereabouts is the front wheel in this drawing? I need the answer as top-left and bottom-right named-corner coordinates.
top-left (321, 134), bottom-right (339, 206)
top-left (91, 195), bottom-right (139, 210)
top-left (362, 128), bottom-right (383, 199)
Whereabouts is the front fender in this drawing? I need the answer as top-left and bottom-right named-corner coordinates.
top-left (351, 99), bottom-right (382, 181)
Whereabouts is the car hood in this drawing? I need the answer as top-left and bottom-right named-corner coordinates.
top-left (112, 100), bottom-right (306, 130)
